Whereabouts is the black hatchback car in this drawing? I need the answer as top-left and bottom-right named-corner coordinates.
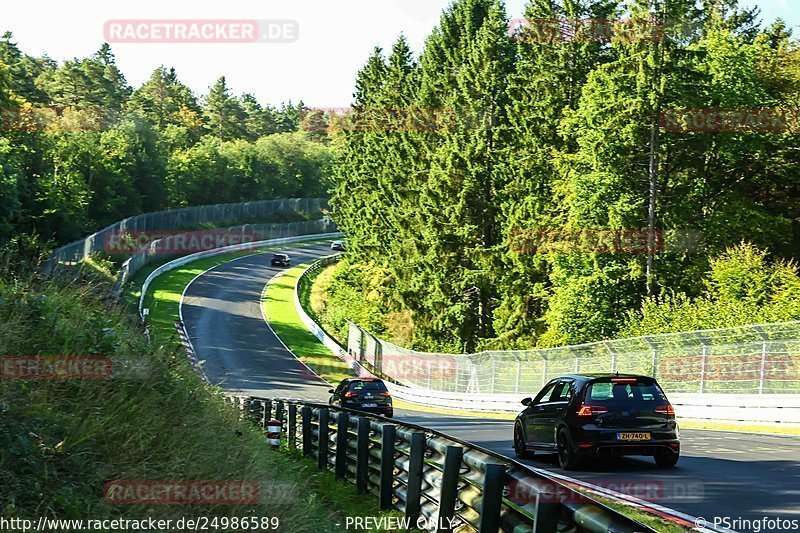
top-left (270, 253), bottom-right (291, 267)
top-left (329, 378), bottom-right (393, 418)
top-left (513, 374), bottom-right (679, 470)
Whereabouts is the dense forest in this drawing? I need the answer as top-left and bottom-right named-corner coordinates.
top-left (325, 0), bottom-right (800, 351)
top-left (0, 33), bottom-right (334, 247)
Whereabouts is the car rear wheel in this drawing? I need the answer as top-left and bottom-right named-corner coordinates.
top-left (654, 448), bottom-right (679, 468)
top-left (514, 425), bottom-right (531, 459)
top-left (557, 428), bottom-right (581, 470)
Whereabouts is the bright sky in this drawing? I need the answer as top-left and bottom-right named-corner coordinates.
top-left (2, 0), bottom-right (796, 108)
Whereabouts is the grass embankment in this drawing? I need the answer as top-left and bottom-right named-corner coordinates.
top-left (263, 264), bottom-right (352, 384)
top-left (0, 276), bottom-right (356, 530)
top-left (120, 243), bottom-right (406, 530)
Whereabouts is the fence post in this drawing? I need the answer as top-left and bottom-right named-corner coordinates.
top-left (301, 406), bottom-right (312, 457)
top-left (490, 359), bottom-right (496, 393)
top-left (335, 412), bottom-right (350, 479)
top-left (275, 401), bottom-right (284, 422)
top-left (651, 348), bottom-right (658, 377)
top-left (404, 432), bottom-right (426, 522)
top-left (288, 404), bottom-right (297, 450)
top-left (478, 463), bottom-right (505, 532)
top-left (379, 424), bottom-right (396, 510)
top-left (265, 399), bottom-right (273, 422)
top-left (356, 417), bottom-right (370, 494)
top-left (375, 340), bottom-right (383, 375)
top-left (605, 341), bottom-right (617, 373)
top-left (318, 408), bottom-right (330, 470)
top-left (515, 359), bottom-right (522, 394)
top-left (542, 358), bottom-right (548, 388)
top-left (436, 445), bottom-right (463, 533)
top-left (700, 345), bottom-right (707, 394)
top-left (759, 340), bottom-right (768, 394)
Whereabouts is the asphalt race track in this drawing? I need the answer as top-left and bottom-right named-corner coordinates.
top-left (181, 242), bottom-right (800, 531)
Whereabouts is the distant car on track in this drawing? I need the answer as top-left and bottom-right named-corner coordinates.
top-left (513, 374), bottom-right (679, 470)
top-left (331, 240), bottom-right (347, 251)
top-left (270, 253), bottom-right (291, 267)
top-left (329, 378), bottom-right (393, 418)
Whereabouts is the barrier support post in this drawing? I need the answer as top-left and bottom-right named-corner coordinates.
top-left (356, 417), bottom-right (370, 493)
top-left (478, 464), bottom-right (505, 532)
top-left (335, 412), bottom-right (350, 479)
top-left (301, 406), bottom-right (312, 457)
top-left (379, 424), bottom-right (396, 510)
top-left (404, 432), bottom-right (425, 522)
top-left (436, 445), bottom-right (463, 533)
top-left (288, 404), bottom-right (297, 450)
top-left (318, 408), bottom-right (330, 470)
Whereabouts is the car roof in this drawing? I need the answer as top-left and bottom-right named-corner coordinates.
top-left (342, 377), bottom-right (383, 383)
top-left (556, 373), bottom-right (652, 382)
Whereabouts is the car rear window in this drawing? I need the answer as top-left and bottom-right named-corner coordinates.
top-left (587, 378), bottom-right (666, 404)
top-left (348, 380), bottom-right (387, 392)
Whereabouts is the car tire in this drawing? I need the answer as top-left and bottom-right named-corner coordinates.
top-left (514, 424), bottom-right (531, 459)
top-left (654, 448), bottom-right (679, 468)
top-left (557, 428), bottom-right (581, 470)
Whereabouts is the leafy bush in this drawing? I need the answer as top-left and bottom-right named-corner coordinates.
top-left (621, 243), bottom-right (800, 337)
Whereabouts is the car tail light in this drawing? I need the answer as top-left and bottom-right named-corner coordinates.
top-left (611, 378), bottom-right (638, 383)
top-left (379, 391), bottom-right (390, 397)
top-left (655, 405), bottom-right (675, 416)
top-left (576, 405), bottom-right (608, 416)
top-left (344, 391), bottom-right (357, 399)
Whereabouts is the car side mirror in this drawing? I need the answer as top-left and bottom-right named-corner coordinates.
top-left (521, 397), bottom-right (532, 406)
top-left (328, 389), bottom-right (335, 394)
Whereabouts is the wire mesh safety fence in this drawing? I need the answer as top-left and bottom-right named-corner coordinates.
top-left (43, 197), bottom-right (329, 273)
top-left (347, 321), bottom-right (800, 396)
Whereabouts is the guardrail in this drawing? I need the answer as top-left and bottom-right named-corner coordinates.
top-left (232, 396), bottom-right (660, 533)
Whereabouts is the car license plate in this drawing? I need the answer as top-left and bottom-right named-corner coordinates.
top-left (362, 403), bottom-right (378, 408)
top-left (617, 432), bottom-right (651, 441)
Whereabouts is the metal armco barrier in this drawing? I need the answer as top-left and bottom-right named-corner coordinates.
top-left (231, 396), bottom-right (659, 533)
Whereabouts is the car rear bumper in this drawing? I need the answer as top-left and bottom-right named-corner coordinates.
top-left (342, 402), bottom-right (393, 416)
top-left (572, 428), bottom-right (679, 456)
top-left (576, 442), bottom-right (680, 457)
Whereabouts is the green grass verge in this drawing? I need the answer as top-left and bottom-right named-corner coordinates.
top-left (262, 264), bottom-right (353, 384)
